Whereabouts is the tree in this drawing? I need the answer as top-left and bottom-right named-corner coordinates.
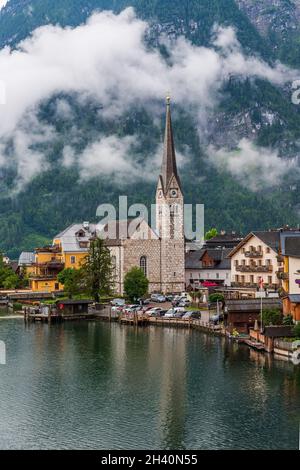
top-left (205, 228), bottom-right (218, 240)
top-left (209, 293), bottom-right (224, 303)
top-left (0, 254), bottom-right (21, 289)
top-left (124, 267), bottom-right (149, 302)
top-left (82, 237), bottom-right (114, 302)
top-left (57, 268), bottom-right (83, 299)
top-left (293, 322), bottom-right (300, 339)
top-left (262, 308), bottom-right (283, 326)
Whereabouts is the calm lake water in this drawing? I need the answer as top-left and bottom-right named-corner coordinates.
top-left (0, 319), bottom-right (299, 450)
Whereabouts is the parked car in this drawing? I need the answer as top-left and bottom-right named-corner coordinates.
top-left (111, 298), bottom-right (125, 307)
top-left (182, 311), bottom-right (201, 320)
top-left (165, 295), bottom-right (174, 302)
top-left (137, 298), bottom-right (150, 305)
top-left (150, 294), bottom-right (161, 302)
top-left (164, 307), bottom-right (185, 318)
top-left (147, 307), bottom-right (162, 317)
top-left (178, 299), bottom-right (191, 307)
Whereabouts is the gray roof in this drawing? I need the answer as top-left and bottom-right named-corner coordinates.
top-left (264, 326), bottom-right (294, 338)
top-left (201, 248), bottom-right (232, 270)
top-left (284, 237), bottom-right (300, 258)
top-left (54, 219), bottom-right (156, 252)
top-left (288, 294), bottom-right (300, 303)
top-left (55, 223), bottom-right (98, 252)
top-left (185, 250), bottom-right (205, 269)
top-left (226, 298), bottom-right (282, 313)
top-left (252, 231), bottom-right (280, 253)
top-left (18, 252), bottom-right (35, 266)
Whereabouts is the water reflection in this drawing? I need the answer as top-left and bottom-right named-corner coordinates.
top-left (0, 320), bottom-right (299, 449)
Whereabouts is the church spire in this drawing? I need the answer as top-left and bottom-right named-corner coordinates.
top-left (160, 96), bottom-right (181, 193)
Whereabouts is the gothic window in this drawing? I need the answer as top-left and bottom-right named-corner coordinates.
top-left (140, 256), bottom-right (147, 277)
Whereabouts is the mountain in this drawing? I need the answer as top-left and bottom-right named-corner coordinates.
top-left (0, 0), bottom-right (300, 258)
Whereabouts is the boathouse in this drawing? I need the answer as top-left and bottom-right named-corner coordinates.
top-left (56, 299), bottom-right (93, 315)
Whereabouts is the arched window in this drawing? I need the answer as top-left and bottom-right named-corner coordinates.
top-left (140, 256), bottom-right (147, 277)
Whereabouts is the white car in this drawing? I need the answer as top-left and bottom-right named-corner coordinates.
top-left (147, 307), bottom-right (162, 316)
top-left (164, 307), bottom-right (185, 318)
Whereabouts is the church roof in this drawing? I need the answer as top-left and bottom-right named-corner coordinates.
top-left (160, 97), bottom-right (181, 192)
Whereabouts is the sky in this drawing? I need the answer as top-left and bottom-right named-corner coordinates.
top-left (0, 6), bottom-right (298, 190)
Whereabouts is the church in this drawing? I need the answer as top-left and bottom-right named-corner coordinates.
top-left (22, 98), bottom-right (186, 295)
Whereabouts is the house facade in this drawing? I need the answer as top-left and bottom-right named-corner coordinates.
top-left (279, 232), bottom-right (300, 321)
top-left (228, 231), bottom-right (281, 290)
top-left (185, 247), bottom-right (232, 289)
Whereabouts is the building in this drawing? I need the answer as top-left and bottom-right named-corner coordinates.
top-left (225, 298), bottom-right (282, 334)
top-left (185, 247), bottom-right (231, 289)
top-left (278, 232), bottom-right (300, 321)
top-left (185, 232), bottom-right (242, 289)
top-left (25, 98), bottom-right (186, 295)
top-left (228, 231), bottom-right (282, 290)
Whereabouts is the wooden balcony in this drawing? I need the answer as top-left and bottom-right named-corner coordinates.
top-left (244, 250), bottom-right (263, 258)
top-left (236, 265), bottom-right (273, 273)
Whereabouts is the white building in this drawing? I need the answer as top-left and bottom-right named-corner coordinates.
top-left (228, 231), bottom-right (281, 290)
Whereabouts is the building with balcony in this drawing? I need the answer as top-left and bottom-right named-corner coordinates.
top-left (228, 231), bottom-right (281, 290)
top-left (279, 232), bottom-right (300, 321)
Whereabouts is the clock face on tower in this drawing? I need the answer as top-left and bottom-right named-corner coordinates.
top-left (170, 189), bottom-right (178, 198)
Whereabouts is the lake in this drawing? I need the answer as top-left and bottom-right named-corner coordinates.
top-left (0, 319), bottom-right (299, 449)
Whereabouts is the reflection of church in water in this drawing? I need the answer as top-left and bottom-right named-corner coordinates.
top-left (105, 97), bottom-right (186, 295)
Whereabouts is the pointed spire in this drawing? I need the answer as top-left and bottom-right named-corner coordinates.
top-left (160, 95), bottom-right (181, 193)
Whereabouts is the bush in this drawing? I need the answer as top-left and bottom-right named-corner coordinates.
top-left (13, 302), bottom-right (23, 312)
top-left (293, 322), bottom-right (300, 339)
top-left (283, 314), bottom-right (294, 326)
top-left (209, 293), bottom-right (224, 303)
top-left (262, 308), bottom-right (283, 326)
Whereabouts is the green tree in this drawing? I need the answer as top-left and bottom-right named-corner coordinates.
top-left (205, 228), bottom-right (218, 240)
top-left (262, 308), bottom-right (283, 326)
top-left (0, 254), bottom-right (21, 289)
top-left (124, 267), bottom-right (149, 302)
top-left (209, 293), bottom-right (224, 303)
top-left (57, 268), bottom-right (83, 299)
top-left (283, 314), bottom-right (294, 326)
top-left (82, 237), bottom-right (114, 302)
top-left (293, 322), bottom-right (300, 339)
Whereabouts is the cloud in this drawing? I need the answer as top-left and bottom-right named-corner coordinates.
top-left (0, 7), bottom-right (298, 188)
top-left (0, 1), bottom-right (7, 11)
top-left (208, 138), bottom-right (298, 191)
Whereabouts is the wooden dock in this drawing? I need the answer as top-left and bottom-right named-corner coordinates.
top-left (24, 311), bottom-right (96, 323)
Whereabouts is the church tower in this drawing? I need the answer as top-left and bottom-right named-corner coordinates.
top-left (156, 97), bottom-right (185, 294)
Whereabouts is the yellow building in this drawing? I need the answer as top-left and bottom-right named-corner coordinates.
top-left (278, 232), bottom-right (300, 322)
top-left (19, 222), bottom-right (91, 293)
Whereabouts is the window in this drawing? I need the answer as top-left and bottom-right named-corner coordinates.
top-left (55, 283), bottom-right (59, 290)
top-left (266, 247), bottom-right (270, 254)
top-left (216, 273), bottom-right (219, 279)
top-left (140, 256), bottom-right (147, 277)
top-left (70, 256), bottom-right (76, 265)
top-left (268, 276), bottom-right (272, 285)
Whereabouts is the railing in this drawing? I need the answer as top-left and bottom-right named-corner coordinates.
top-left (236, 265), bottom-right (273, 272)
top-left (245, 250), bottom-right (263, 258)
